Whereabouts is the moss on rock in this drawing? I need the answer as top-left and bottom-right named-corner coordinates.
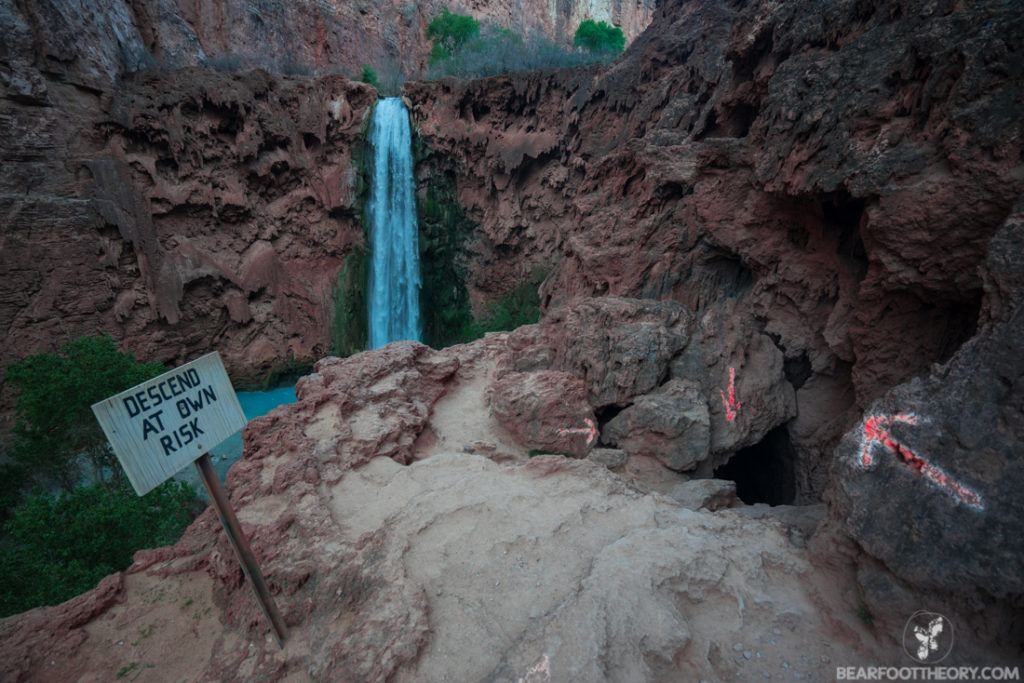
top-left (418, 174), bottom-right (476, 348)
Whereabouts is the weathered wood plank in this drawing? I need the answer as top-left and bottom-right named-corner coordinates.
top-left (92, 352), bottom-right (246, 495)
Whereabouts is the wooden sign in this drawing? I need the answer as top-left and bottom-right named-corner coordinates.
top-left (92, 351), bottom-right (247, 496)
top-left (92, 350), bottom-right (289, 646)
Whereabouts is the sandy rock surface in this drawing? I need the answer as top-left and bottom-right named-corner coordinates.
top-left (2, 328), bottom-right (1020, 681)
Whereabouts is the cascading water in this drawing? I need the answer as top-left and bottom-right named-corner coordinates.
top-left (367, 97), bottom-right (422, 349)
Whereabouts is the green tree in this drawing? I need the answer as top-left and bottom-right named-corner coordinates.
top-left (426, 9), bottom-right (480, 63)
top-left (0, 480), bottom-right (199, 617)
top-left (360, 64), bottom-right (379, 88)
top-left (4, 336), bottom-right (164, 492)
top-left (573, 19), bottom-right (625, 54)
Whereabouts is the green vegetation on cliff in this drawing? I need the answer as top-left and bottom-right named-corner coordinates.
top-left (425, 9), bottom-right (620, 79)
top-left (462, 269), bottom-right (545, 340)
top-left (416, 135), bottom-right (544, 346)
top-left (5, 336), bottom-right (164, 493)
top-left (1, 336), bottom-right (201, 617)
top-left (427, 9), bottom-right (481, 64)
top-left (332, 246), bottom-right (369, 356)
top-left (418, 177), bottom-right (476, 348)
top-left (331, 104), bottom-right (374, 357)
top-left (360, 64), bottom-right (379, 88)
top-left (573, 20), bottom-right (626, 54)
top-left (0, 480), bottom-right (199, 617)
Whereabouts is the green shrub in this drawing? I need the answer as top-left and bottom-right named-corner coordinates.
top-left (573, 20), bottom-right (625, 54)
top-left (5, 336), bottom-right (164, 492)
top-left (426, 23), bottom-right (614, 80)
top-left (360, 64), bottom-right (379, 88)
top-left (0, 480), bottom-right (200, 617)
top-left (0, 463), bottom-right (26, 521)
top-left (427, 9), bottom-right (480, 63)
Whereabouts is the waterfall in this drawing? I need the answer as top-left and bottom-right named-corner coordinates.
top-left (367, 97), bottom-right (422, 349)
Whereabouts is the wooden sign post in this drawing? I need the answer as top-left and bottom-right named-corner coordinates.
top-left (92, 352), bottom-right (288, 647)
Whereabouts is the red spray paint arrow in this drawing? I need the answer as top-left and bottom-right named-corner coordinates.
top-left (719, 366), bottom-right (742, 423)
top-left (558, 418), bottom-right (598, 446)
top-left (858, 413), bottom-right (983, 510)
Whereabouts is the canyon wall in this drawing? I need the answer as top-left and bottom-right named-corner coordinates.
top-left (0, 0), bottom-right (653, 399)
top-left (0, 65), bottom-right (375, 392)
top-left (0, 0), bottom-right (1022, 678)
top-left (0, 0), bottom-right (653, 86)
top-left (409, 0), bottom-right (1023, 502)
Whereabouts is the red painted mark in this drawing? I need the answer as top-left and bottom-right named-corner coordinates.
top-left (558, 418), bottom-right (597, 446)
top-left (858, 414), bottom-right (983, 510)
top-left (719, 366), bottom-right (742, 423)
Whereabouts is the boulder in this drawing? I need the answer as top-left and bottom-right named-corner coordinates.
top-left (604, 379), bottom-right (710, 471)
top-left (831, 206), bottom-right (1024, 601)
top-left (544, 297), bottom-right (693, 407)
top-left (488, 370), bottom-right (595, 457)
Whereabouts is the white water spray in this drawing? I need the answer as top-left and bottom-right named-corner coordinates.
top-left (367, 97), bottom-right (422, 348)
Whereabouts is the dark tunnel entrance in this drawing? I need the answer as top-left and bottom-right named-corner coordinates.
top-left (713, 425), bottom-right (797, 506)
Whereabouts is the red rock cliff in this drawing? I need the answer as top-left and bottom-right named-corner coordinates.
top-left (408, 0), bottom-right (1023, 500)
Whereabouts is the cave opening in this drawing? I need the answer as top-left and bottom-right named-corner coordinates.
top-left (713, 425), bottom-right (796, 506)
top-left (595, 403), bottom-right (630, 445)
top-left (822, 191), bottom-right (868, 281)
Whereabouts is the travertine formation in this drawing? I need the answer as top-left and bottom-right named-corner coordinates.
top-left (0, 67), bottom-right (375, 390)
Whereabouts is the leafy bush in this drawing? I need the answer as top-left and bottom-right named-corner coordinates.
top-left (573, 19), bottom-right (625, 54)
top-left (0, 481), bottom-right (200, 617)
top-left (5, 336), bottom-right (164, 492)
top-left (426, 9), bottom-right (480, 63)
top-left (0, 463), bottom-right (26, 521)
top-left (426, 23), bottom-right (615, 80)
top-left (361, 64), bottom-right (379, 88)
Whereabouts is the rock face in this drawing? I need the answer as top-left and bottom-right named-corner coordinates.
top-left (0, 67), bottom-right (374, 391)
top-left (831, 203), bottom-right (1024, 601)
top-left (487, 369), bottom-right (594, 456)
top-left (0, 0), bottom-right (653, 86)
top-left (492, 297), bottom-right (797, 476)
top-left (408, 0), bottom-right (1024, 503)
top-left (1, 332), bottom-right (1019, 681)
top-left (666, 478), bottom-right (738, 511)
